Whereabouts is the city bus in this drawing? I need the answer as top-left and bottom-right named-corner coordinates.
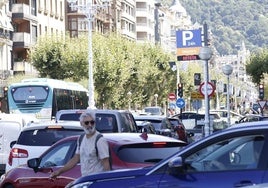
top-left (7, 78), bottom-right (89, 120)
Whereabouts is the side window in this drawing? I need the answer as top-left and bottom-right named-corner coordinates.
top-left (40, 141), bottom-right (76, 167)
top-left (184, 135), bottom-right (265, 172)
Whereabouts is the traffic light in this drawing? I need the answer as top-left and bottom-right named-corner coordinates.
top-left (3, 86), bottom-right (8, 100)
top-left (259, 84), bottom-right (264, 100)
top-left (177, 83), bottom-right (183, 98)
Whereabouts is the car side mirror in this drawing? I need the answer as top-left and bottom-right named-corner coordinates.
top-left (28, 158), bottom-right (41, 173)
top-left (168, 156), bottom-right (185, 175)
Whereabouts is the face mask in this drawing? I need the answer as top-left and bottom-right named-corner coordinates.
top-left (83, 125), bottom-right (96, 134)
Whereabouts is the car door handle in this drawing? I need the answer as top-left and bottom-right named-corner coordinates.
top-left (234, 180), bottom-right (254, 187)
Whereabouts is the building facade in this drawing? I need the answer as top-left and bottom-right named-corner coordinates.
top-left (0, 0), bottom-right (13, 94)
top-left (10, 0), bottom-right (65, 76)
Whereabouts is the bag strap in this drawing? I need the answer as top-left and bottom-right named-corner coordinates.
top-left (95, 134), bottom-right (103, 157)
top-left (78, 133), bottom-right (103, 157)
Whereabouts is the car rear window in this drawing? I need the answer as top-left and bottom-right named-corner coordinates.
top-left (17, 128), bottom-right (83, 146)
top-left (117, 142), bottom-right (182, 163)
top-left (59, 113), bottom-right (81, 121)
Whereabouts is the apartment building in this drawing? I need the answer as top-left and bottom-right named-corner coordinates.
top-left (120, 0), bottom-right (136, 40)
top-left (66, 0), bottom-right (114, 37)
top-left (136, 0), bottom-right (155, 43)
top-left (11, 0), bottom-right (65, 75)
top-left (0, 1), bottom-right (13, 91)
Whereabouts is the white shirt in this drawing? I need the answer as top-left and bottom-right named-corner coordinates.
top-left (76, 131), bottom-right (109, 176)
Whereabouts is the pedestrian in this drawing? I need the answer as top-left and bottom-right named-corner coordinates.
top-left (50, 111), bottom-right (110, 178)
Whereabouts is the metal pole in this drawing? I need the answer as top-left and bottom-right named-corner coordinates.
top-left (87, 4), bottom-right (95, 109)
top-left (203, 23), bottom-right (210, 137)
top-left (204, 59), bottom-right (210, 137)
top-left (227, 75), bottom-right (231, 126)
top-left (67, 0), bottom-right (110, 109)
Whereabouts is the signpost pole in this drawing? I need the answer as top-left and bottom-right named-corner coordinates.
top-left (199, 23), bottom-right (212, 137)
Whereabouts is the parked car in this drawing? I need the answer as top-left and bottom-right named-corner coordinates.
top-left (134, 115), bottom-right (173, 137)
top-left (173, 111), bottom-right (229, 142)
top-left (210, 109), bottom-right (243, 125)
top-left (67, 121), bottom-right (268, 188)
top-left (135, 120), bottom-right (157, 134)
top-left (55, 109), bottom-right (138, 133)
top-left (0, 114), bottom-right (39, 175)
top-left (5, 121), bottom-right (84, 173)
top-left (0, 133), bottom-right (186, 188)
top-left (143, 106), bottom-right (164, 115)
top-left (0, 121), bottom-right (22, 175)
top-left (236, 114), bottom-right (268, 124)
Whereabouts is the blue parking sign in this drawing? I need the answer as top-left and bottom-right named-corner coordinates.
top-left (176, 29), bottom-right (202, 48)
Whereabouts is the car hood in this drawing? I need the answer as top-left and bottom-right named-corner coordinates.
top-left (69, 167), bottom-right (152, 186)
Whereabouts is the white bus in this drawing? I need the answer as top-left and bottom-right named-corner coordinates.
top-left (7, 78), bottom-right (89, 120)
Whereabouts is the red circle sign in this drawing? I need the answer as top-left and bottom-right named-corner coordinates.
top-left (168, 93), bottom-right (176, 100)
top-left (199, 82), bottom-right (215, 97)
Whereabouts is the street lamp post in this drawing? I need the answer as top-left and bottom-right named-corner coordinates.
top-left (154, 94), bottom-right (158, 106)
top-left (67, 0), bottom-right (110, 109)
top-left (199, 46), bottom-right (212, 137)
top-left (222, 64), bottom-right (233, 126)
top-left (127, 91), bottom-right (132, 111)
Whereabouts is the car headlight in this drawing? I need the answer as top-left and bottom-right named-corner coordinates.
top-left (65, 181), bottom-right (93, 188)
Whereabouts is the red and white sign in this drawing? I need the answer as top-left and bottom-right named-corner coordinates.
top-left (168, 93), bottom-right (176, 101)
top-left (199, 82), bottom-right (215, 97)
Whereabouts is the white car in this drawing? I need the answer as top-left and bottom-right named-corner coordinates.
top-left (5, 121), bottom-right (83, 173)
top-left (210, 109), bottom-right (243, 125)
top-left (0, 114), bottom-right (39, 174)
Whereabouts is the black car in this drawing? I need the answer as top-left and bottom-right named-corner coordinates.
top-left (134, 115), bottom-right (174, 138)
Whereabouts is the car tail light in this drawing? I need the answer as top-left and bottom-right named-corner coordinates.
top-left (8, 148), bottom-right (29, 166)
top-left (153, 142), bottom-right (167, 148)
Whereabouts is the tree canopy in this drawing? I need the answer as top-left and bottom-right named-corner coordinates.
top-left (28, 33), bottom-right (180, 109)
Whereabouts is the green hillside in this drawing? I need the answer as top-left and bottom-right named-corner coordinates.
top-left (161, 0), bottom-right (268, 55)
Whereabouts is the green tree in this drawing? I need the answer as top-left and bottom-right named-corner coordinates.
top-left (28, 33), bottom-right (178, 109)
top-left (246, 49), bottom-right (268, 84)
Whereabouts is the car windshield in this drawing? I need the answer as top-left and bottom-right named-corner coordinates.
top-left (17, 129), bottom-right (83, 146)
top-left (144, 107), bottom-right (162, 115)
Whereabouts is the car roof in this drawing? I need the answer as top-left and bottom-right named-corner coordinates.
top-left (229, 120), bottom-right (268, 129)
top-left (21, 121), bottom-right (82, 131)
top-left (56, 109), bottom-right (131, 114)
top-left (134, 115), bottom-right (167, 120)
top-left (55, 132), bottom-right (186, 145)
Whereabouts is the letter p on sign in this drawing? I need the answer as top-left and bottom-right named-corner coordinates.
top-left (182, 31), bottom-right (193, 46)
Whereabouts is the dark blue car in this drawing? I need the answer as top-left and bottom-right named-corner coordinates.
top-left (66, 121), bottom-right (268, 188)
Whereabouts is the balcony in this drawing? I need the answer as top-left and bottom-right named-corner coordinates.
top-left (121, 12), bottom-right (135, 23)
top-left (12, 32), bottom-right (31, 48)
top-left (121, 29), bottom-right (136, 40)
top-left (12, 4), bottom-right (37, 23)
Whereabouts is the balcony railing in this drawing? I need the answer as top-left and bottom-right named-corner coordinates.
top-left (13, 32), bottom-right (31, 47)
top-left (12, 4), bottom-right (30, 15)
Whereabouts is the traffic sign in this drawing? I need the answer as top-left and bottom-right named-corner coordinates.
top-left (169, 103), bottom-right (176, 109)
top-left (199, 82), bottom-right (215, 97)
top-left (258, 100), bottom-right (267, 110)
top-left (192, 100), bottom-right (202, 110)
top-left (176, 98), bottom-right (185, 108)
top-left (191, 91), bottom-right (204, 99)
top-left (168, 93), bottom-right (176, 101)
top-left (176, 29), bottom-right (202, 61)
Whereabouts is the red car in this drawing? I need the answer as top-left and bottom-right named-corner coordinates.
top-left (0, 133), bottom-right (186, 188)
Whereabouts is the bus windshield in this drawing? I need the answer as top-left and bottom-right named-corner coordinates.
top-left (11, 86), bottom-right (49, 103)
